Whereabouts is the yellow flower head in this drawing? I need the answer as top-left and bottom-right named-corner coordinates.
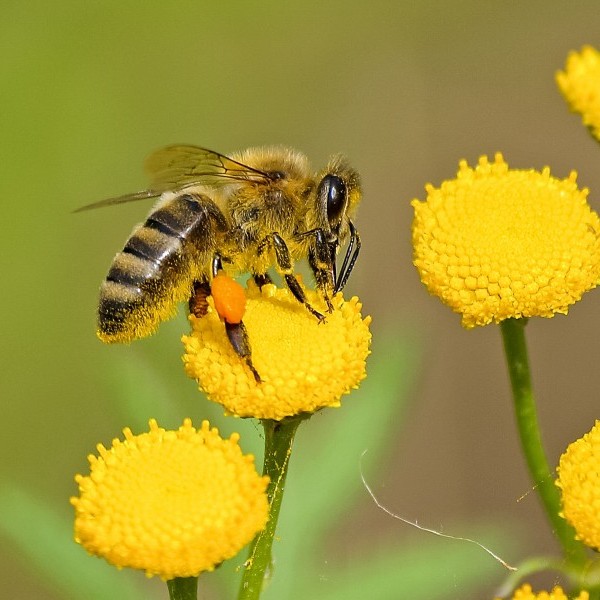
top-left (182, 281), bottom-right (371, 420)
top-left (495, 584), bottom-right (589, 600)
top-left (411, 153), bottom-right (600, 328)
top-left (71, 419), bottom-right (268, 580)
top-left (556, 420), bottom-right (600, 550)
top-left (557, 46), bottom-right (600, 141)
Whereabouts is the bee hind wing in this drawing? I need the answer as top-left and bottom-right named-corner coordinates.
top-left (73, 189), bottom-right (161, 213)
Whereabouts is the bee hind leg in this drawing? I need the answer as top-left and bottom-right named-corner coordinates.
top-left (193, 265), bottom-right (261, 383)
top-left (225, 321), bottom-right (261, 383)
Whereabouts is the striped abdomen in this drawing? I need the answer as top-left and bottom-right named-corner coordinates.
top-left (98, 192), bottom-right (227, 342)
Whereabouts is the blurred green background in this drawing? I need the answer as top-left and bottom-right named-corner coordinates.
top-left (3, 1), bottom-right (600, 598)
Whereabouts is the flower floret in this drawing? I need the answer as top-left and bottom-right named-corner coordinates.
top-left (495, 583), bottom-right (589, 600)
top-left (557, 45), bottom-right (600, 141)
top-left (182, 281), bottom-right (371, 420)
top-left (412, 153), bottom-right (600, 327)
top-left (71, 419), bottom-right (269, 579)
top-left (557, 420), bottom-right (600, 550)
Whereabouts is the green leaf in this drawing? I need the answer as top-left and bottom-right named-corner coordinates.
top-left (0, 485), bottom-right (143, 600)
top-left (302, 526), bottom-right (518, 600)
top-left (101, 349), bottom-right (189, 431)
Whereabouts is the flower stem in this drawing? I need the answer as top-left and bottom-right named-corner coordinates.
top-left (238, 416), bottom-right (304, 600)
top-left (499, 318), bottom-right (586, 563)
top-left (167, 577), bottom-right (198, 600)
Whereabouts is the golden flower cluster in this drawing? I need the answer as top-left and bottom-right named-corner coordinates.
top-left (557, 45), bottom-right (600, 141)
top-left (183, 281), bottom-right (371, 420)
top-left (71, 419), bottom-right (268, 580)
top-left (557, 420), bottom-right (600, 550)
top-left (412, 153), bottom-right (600, 327)
top-left (496, 584), bottom-right (588, 600)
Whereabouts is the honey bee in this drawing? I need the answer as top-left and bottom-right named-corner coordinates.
top-left (78, 145), bottom-right (362, 378)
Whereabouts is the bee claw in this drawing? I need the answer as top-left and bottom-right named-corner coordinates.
top-left (248, 363), bottom-right (262, 383)
top-left (325, 296), bottom-right (334, 313)
top-left (305, 304), bottom-right (325, 321)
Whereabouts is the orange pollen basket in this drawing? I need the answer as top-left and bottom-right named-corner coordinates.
top-left (211, 272), bottom-right (247, 324)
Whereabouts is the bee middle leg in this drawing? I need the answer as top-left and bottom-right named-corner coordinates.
top-left (258, 232), bottom-right (325, 321)
top-left (189, 279), bottom-right (211, 318)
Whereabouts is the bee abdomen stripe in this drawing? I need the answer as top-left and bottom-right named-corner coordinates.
top-left (146, 215), bottom-right (181, 239)
top-left (146, 194), bottom-right (213, 240)
top-left (106, 265), bottom-right (146, 289)
top-left (98, 280), bottom-right (143, 338)
top-left (123, 237), bottom-right (159, 264)
top-left (123, 230), bottom-right (179, 266)
top-left (105, 252), bottom-right (160, 288)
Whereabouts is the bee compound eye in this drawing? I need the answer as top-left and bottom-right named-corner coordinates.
top-left (319, 174), bottom-right (346, 226)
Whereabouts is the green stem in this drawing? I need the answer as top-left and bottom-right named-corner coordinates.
top-left (238, 416), bottom-right (304, 600)
top-left (167, 577), bottom-right (198, 600)
top-left (499, 318), bottom-right (586, 563)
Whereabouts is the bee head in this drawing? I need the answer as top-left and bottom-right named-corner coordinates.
top-left (316, 156), bottom-right (361, 240)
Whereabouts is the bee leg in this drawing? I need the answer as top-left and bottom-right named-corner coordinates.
top-left (298, 222), bottom-right (361, 297)
top-left (189, 279), bottom-right (211, 318)
top-left (211, 253), bottom-right (224, 277)
top-left (209, 257), bottom-right (261, 382)
top-left (307, 229), bottom-right (335, 313)
top-left (283, 274), bottom-right (325, 321)
top-left (261, 232), bottom-right (325, 321)
top-left (225, 321), bottom-right (261, 383)
top-left (253, 273), bottom-right (273, 289)
top-left (334, 221), bottom-right (361, 293)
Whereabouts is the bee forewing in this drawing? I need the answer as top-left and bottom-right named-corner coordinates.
top-left (144, 144), bottom-right (272, 190)
top-left (77, 145), bottom-right (275, 213)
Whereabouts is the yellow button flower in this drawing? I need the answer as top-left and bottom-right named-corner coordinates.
top-left (495, 584), bottom-right (589, 600)
top-left (182, 281), bottom-right (371, 420)
top-left (557, 46), bottom-right (600, 141)
top-left (556, 420), bottom-right (600, 550)
top-left (71, 419), bottom-right (269, 580)
top-left (411, 153), bottom-right (600, 328)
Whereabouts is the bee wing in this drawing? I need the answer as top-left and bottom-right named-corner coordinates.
top-left (76, 145), bottom-right (273, 213)
top-left (144, 144), bottom-right (272, 189)
top-left (73, 189), bottom-right (161, 212)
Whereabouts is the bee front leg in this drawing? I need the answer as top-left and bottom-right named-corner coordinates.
top-left (306, 229), bottom-right (335, 313)
top-left (334, 220), bottom-right (361, 293)
top-left (259, 232), bottom-right (325, 322)
top-left (253, 273), bottom-right (273, 288)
